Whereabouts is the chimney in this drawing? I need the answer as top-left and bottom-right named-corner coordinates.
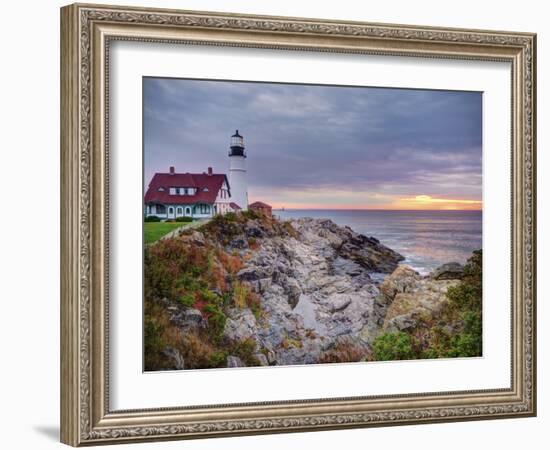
top-left (207, 167), bottom-right (213, 176)
top-left (169, 166), bottom-right (175, 175)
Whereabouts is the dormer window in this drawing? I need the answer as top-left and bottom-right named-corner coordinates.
top-left (158, 187), bottom-right (165, 192)
top-left (203, 187), bottom-right (209, 192)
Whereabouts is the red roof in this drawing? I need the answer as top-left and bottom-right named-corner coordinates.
top-left (249, 201), bottom-right (272, 209)
top-left (229, 202), bottom-right (242, 210)
top-left (144, 171), bottom-right (229, 205)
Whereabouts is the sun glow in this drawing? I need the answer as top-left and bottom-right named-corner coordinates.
top-left (397, 195), bottom-right (482, 210)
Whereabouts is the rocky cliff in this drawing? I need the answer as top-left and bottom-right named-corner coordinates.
top-left (224, 216), bottom-right (405, 366)
top-left (144, 211), bottom-right (472, 370)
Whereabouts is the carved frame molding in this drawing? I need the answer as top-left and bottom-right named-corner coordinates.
top-left (60, 3), bottom-right (536, 446)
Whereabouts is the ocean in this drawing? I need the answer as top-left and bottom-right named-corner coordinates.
top-left (275, 209), bottom-right (482, 274)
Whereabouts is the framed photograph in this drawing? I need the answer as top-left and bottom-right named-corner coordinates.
top-left (60, 3), bottom-right (536, 446)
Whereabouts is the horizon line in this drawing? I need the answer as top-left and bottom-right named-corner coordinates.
top-left (269, 208), bottom-right (483, 212)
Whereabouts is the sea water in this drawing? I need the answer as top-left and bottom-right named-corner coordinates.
top-left (276, 209), bottom-right (482, 275)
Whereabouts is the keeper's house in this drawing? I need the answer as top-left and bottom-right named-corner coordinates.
top-left (144, 166), bottom-right (237, 220)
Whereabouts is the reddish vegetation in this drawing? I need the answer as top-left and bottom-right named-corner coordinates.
top-left (144, 209), bottom-right (294, 370)
top-left (317, 340), bottom-right (367, 364)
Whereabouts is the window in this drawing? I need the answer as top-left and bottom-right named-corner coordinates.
top-left (185, 207), bottom-right (191, 216)
top-left (155, 204), bottom-right (166, 214)
top-left (168, 207), bottom-right (174, 215)
top-left (199, 204), bottom-right (210, 214)
top-left (169, 187), bottom-right (176, 195)
top-left (203, 187), bottom-right (209, 192)
top-left (158, 187), bottom-right (165, 192)
top-left (176, 207), bottom-right (183, 216)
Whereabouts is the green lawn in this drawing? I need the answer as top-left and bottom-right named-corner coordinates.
top-left (144, 222), bottom-right (188, 244)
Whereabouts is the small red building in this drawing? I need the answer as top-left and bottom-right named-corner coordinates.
top-left (249, 201), bottom-right (272, 217)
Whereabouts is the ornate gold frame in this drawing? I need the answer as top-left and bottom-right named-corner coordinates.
top-left (60, 3), bottom-right (536, 446)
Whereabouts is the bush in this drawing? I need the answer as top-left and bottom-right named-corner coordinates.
top-left (180, 332), bottom-right (224, 369)
top-left (372, 331), bottom-right (416, 361)
top-left (175, 216), bottom-right (193, 222)
top-left (178, 294), bottom-right (195, 308)
top-left (229, 338), bottom-right (260, 366)
top-left (203, 302), bottom-right (227, 343)
top-left (144, 215), bottom-right (161, 222)
top-left (318, 340), bottom-right (366, 363)
top-left (241, 209), bottom-right (260, 220)
top-left (446, 249), bottom-right (482, 312)
top-left (422, 249), bottom-right (483, 359)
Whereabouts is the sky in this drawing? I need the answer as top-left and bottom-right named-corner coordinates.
top-left (143, 77), bottom-right (482, 210)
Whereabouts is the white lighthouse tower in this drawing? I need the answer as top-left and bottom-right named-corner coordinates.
top-left (228, 130), bottom-right (248, 210)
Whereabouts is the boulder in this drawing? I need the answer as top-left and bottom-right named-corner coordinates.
top-left (169, 307), bottom-right (206, 332)
top-left (245, 222), bottom-right (266, 238)
top-left (254, 353), bottom-right (269, 366)
top-left (432, 262), bottom-right (464, 280)
top-left (162, 347), bottom-right (185, 370)
top-left (282, 276), bottom-right (302, 309)
top-left (223, 308), bottom-right (258, 342)
top-left (379, 265), bottom-right (421, 301)
top-left (180, 230), bottom-right (206, 246)
top-left (226, 356), bottom-right (245, 368)
top-left (381, 269), bottom-right (460, 332)
top-left (237, 266), bottom-right (272, 282)
top-left (328, 295), bottom-right (352, 313)
top-left (291, 217), bottom-right (404, 273)
top-left (384, 314), bottom-right (419, 333)
top-left (229, 235), bottom-right (248, 249)
top-left (183, 308), bottom-right (203, 325)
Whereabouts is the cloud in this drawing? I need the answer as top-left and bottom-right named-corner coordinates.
top-left (144, 77), bottom-right (482, 209)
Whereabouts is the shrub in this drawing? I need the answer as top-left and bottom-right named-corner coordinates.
top-left (229, 338), bottom-right (260, 366)
top-left (224, 212), bottom-right (238, 222)
top-left (282, 220), bottom-right (299, 238)
top-left (231, 281), bottom-right (262, 317)
top-left (232, 281), bottom-right (249, 309)
top-left (419, 250), bottom-right (483, 359)
top-left (372, 331), bottom-right (416, 361)
top-left (144, 299), bottom-right (185, 371)
top-left (178, 293), bottom-right (195, 308)
top-left (144, 215), bottom-right (161, 222)
top-left (180, 332), bottom-right (223, 369)
top-left (175, 216), bottom-right (193, 222)
top-left (203, 303), bottom-right (227, 343)
top-left (448, 311), bottom-right (482, 357)
top-left (144, 238), bottom-right (213, 301)
top-left (247, 237), bottom-right (260, 250)
top-left (218, 251), bottom-right (243, 275)
top-left (318, 340), bottom-right (366, 363)
top-left (209, 350), bottom-right (228, 367)
top-left (446, 249), bottom-right (482, 312)
top-left (200, 213), bottom-right (240, 244)
top-left (241, 209), bottom-right (260, 220)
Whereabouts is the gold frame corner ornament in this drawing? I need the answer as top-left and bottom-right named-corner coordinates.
top-left (60, 3), bottom-right (536, 446)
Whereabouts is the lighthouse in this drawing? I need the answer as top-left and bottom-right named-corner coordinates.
top-left (228, 130), bottom-right (248, 210)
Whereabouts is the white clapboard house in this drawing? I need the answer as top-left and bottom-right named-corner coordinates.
top-left (144, 131), bottom-right (249, 219)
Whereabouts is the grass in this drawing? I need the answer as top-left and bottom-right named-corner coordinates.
top-left (144, 222), bottom-right (189, 244)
